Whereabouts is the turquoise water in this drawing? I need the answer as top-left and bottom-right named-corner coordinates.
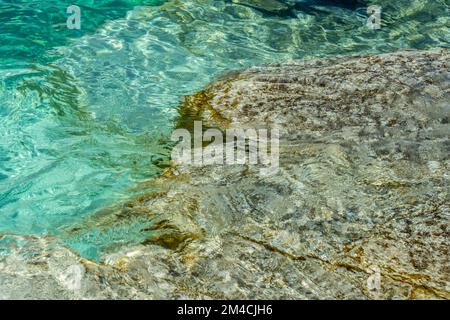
top-left (0, 0), bottom-right (449, 259)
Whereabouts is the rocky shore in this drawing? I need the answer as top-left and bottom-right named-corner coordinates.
top-left (1, 49), bottom-right (449, 299)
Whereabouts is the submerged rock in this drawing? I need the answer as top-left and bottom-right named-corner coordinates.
top-left (1, 50), bottom-right (448, 299)
top-left (136, 49), bottom-right (449, 299)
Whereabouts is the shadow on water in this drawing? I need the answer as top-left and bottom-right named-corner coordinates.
top-left (226, 0), bottom-right (367, 17)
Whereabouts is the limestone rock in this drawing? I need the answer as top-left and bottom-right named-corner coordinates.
top-left (1, 49), bottom-right (448, 299)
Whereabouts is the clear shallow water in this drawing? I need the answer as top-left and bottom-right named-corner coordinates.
top-left (0, 0), bottom-right (449, 259)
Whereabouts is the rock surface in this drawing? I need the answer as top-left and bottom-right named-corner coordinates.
top-left (231, 0), bottom-right (290, 14)
top-left (1, 49), bottom-right (449, 299)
